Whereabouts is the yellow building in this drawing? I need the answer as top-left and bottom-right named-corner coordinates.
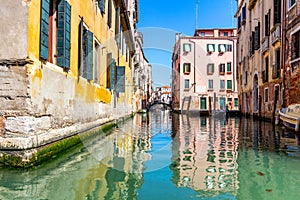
top-left (0, 0), bottom-right (139, 166)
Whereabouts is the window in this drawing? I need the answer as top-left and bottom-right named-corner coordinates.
top-left (245, 71), bottom-right (248, 85)
top-left (40, 0), bottom-right (71, 69)
top-left (238, 15), bottom-right (241, 30)
top-left (184, 79), bottom-right (190, 89)
top-left (234, 98), bottom-right (238, 107)
top-left (264, 88), bottom-right (269, 102)
top-left (219, 97), bottom-right (226, 110)
top-left (183, 63), bottom-right (191, 74)
top-left (94, 41), bottom-right (101, 84)
top-left (116, 66), bottom-right (125, 93)
top-left (178, 63), bottom-right (180, 73)
top-left (227, 44), bottom-right (232, 52)
top-left (224, 32), bottom-right (229, 36)
top-left (289, 0), bottom-right (296, 8)
top-left (265, 10), bottom-right (270, 36)
top-left (227, 62), bottom-right (232, 73)
top-left (208, 80), bottom-right (213, 90)
top-left (106, 53), bottom-right (116, 89)
top-left (200, 97), bottom-right (207, 109)
top-left (227, 80), bottom-right (232, 90)
top-left (218, 44), bottom-right (226, 52)
top-left (242, 5), bottom-right (246, 23)
top-left (263, 57), bottom-right (269, 83)
top-left (108, 0), bottom-right (112, 28)
top-left (273, 48), bottom-right (280, 79)
top-left (274, 0), bottom-right (281, 25)
top-left (201, 32), bottom-right (205, 37)
top-left (183, 43), bottom-right (192, 52)
top-left (292, 30), bottom-right (300, 61)
top-left (219, 64), bottom-right (225, 74)
top-left (79, 20), bottom-right (93, 80)
top-left (207, 44), bottom-right (215, 52)
top-left (207, 63), bottom-right (214, 75)
top-left (220, 80), bottom-right (225, 90)
top-left (254, 22), bottom-right (261, 50)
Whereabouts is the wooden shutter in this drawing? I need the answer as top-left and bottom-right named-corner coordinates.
top-left (57, 0), bottom-right (71, 69)
top-left (110, 58), bottom-right (116, 90)
top-left (86, 30), bottom-right (93, 80)
top-left (274, 0), bottom-right (281, 25)
top-left (116, 66), bottom-right (125, 93)
top-left (108, 0), bottom-right (112, 28)
top-left (78, 18), bottom-right (83, 76)
top-left (254, 24), bottom-right (260, 50)
top-left (40, 0), bottom-right (50, 60)
top-left (98, 0), bottom-right (105, 13)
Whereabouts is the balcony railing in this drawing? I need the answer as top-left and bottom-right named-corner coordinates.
top-left (261, 37), bottom-right (269, 53)
top-left (272, 63), bottom-right (280, 79)
top-left (271, 24), bottom-right (281, 45)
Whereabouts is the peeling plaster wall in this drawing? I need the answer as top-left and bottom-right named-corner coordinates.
top-left (0, 0), bottom-right (28, 59)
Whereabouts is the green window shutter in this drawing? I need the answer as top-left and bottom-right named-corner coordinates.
top-left (116, 66), bottom-right (125, 93)
top-left (227, 80), bottom-right (232, 89)
top-left (234, 98), bottom-right (238, 107)
top-left (40, 0), bottom-right (50, 60)
top-left (78, 18), bottom-right (84, 76)
top-left (200, 98), bottom-right (206, 109)
top-left (57, 0), bottom-right (71, 69)
top-left (86, 30), bottom-right (93, 80)
top-left (98, 0), bottom-right (105, 13)
top-left (227, 63), bottom-right (231, 72)
top-left (110, 58), bottom-right (116, 90)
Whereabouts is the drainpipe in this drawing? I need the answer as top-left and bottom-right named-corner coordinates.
top-left (189, 39), bottom-right (196, 93)
top-left (281, 0), bottom-right (287, 107)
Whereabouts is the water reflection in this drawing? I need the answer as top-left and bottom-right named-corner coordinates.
top-left (0, 112), bottom-right (300, 200)
top-left (170, 115), bottom-right (239, 198)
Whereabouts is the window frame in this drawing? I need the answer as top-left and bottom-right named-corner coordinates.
top-left (208, 79), bottom-right (214, 90)
top-left (184, 79), bottom-right (190, 90)
top-left (207, 63), bottom-right (214, 75)
top-left (227, 62), bottom-right (232, 73)
top-left (220, 80), bottom-right (225, 90)
top-left (183, 43), bottom-right (192, 52)
top-left (183, 63), bottom-right (191, 74)
top-left (219, 63), bottom-right (225, 75)
top-left (264, 88), bottom-right (269, 102)
top-left (227, 80), bottom-right (232, 90)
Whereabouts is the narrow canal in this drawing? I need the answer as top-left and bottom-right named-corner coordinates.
top-left (1, 108), bottom-right (300, 200)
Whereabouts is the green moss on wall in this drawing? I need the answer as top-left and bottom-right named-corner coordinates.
top-left (0, 121), bottom-right (120, 168)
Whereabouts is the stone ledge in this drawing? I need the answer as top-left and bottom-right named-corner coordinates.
top-left (0, 116), bottom-right (114, 150)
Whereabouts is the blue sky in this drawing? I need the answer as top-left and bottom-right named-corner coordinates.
top-left (137, 0), bottom-right (237, 88)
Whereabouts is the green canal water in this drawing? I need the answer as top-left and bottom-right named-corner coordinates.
top-left (1, 109), bottom-right (300, 200)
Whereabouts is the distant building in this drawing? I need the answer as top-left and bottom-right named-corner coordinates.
top-left (172, 29), bottom-right (239, 114)
top-left (133, 32), bottom-right (152, 112)
top-left (155, 86), bottom-right (172, 104)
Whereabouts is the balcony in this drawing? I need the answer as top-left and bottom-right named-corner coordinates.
top-left (272, 63), bottom-right (280, 79)
top-left (271, 24), bottom-right (281, 45)
top-left (261, 37), bottom-right (269, 53)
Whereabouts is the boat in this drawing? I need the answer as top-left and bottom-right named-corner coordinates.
top-left (278, 104), bottom-right (300, 132)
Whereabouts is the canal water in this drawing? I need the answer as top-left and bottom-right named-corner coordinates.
top-left (1, 108), bottom-right (300, 200)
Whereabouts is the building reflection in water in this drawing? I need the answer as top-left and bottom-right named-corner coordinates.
top-left (78, 113), bottom-right (154, 199)
top-left (170, 114), bottom-right (300, 199)
top-left (170, 114), bottom-right (240, 196)
top-left (237, 118), bottom-right (300, 200)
